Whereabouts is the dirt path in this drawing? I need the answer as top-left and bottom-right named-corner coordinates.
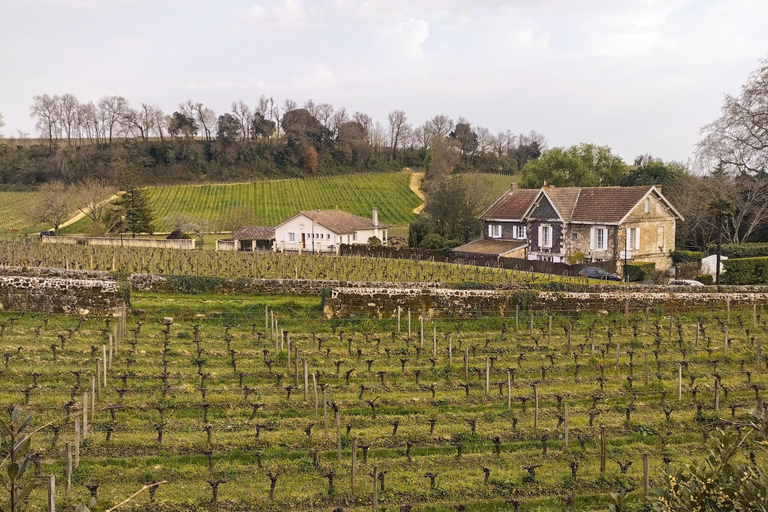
top-left (409, 171), bottom-right (426, 214)
top-left (59, 192), bottom-right (122, 229)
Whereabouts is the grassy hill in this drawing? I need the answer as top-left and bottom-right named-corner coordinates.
top-left (58, 172), bottom-right (515, 234)
top-left (0, 191), bottom-right (46, 233)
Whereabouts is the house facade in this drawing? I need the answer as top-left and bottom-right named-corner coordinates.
top-left (463, 184), bottom-right (681, 272)
top-left (274, 208), bottom-right (389, 253)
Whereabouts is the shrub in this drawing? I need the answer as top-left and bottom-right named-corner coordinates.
top-left (671, 250), bottom-right (703, 263)
top-left (707, 242), bottom-right (768, 258)
top-left (675, 262), bottom-right (701, 279)
top-left (443, 239), bottom-right (463, 249)
top-left (695, 274), bottom-right (713, 285)
top-left (624, 262), bottom-right (655, 282)
top-left (721, 257), bottom-right (768, 285)
top-left (420, 233), bottom-right (446, 250)
top-left (367, 236), bottom-right (382, 246)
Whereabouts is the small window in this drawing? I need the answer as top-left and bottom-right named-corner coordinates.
top-left (288, 232), bottom-right (296, 242)
top-left (572, 232), bottom-right (578, 241)
top-left (541, 226), bottom-right (552, 248)
top-left (645, 198), bottom-right (651, 214)
top-left (492, 224), bottom-right (502, 238)
top-left (516, 225), bottom-right (526, 239)
top-left (352, 233), bottom-right (357, 242)
top-left (326, 234), bottom-right (330, 239)
top-left (628, 228), bottom-right (636, 250)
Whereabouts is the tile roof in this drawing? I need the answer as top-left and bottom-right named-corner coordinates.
top-left (541, 187), bottom-right (582, 221)
top-left (481, 188), bottom-right (539, 220)
top-left (232, 226), bottom-right (276, 240)
top-left (570, 186), bottom-right (653, 223)
top-left (298, 210), bottom-right (390, 234)
top-left (451, 239), bottom-right (527, 256)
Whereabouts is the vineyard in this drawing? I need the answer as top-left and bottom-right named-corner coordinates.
top-left (0, 191), bottom-right (46, 233)
top-left (0, 242), bottom-right (594, 286)
top-left (0, 291), bottom-right (766, 511)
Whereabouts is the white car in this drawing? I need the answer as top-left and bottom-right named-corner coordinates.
top-left (669, 279), bottom-right (705, 287)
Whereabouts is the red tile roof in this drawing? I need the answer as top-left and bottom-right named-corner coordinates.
top-left (541, 188), bottom-right (581, 221)
top-left (232, 226), bottom-right (276, 240)
top-left (570, 186), bottom-right (653, 223)
top-left (298, 210), bottom-right (390, 234)
top-left (481, 188), bottom-right (539, 220)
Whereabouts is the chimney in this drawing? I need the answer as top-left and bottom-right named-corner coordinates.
top-left (510, 183), bottom-right (517, 190)
top-left (372, 207), bottom-right (379, 227)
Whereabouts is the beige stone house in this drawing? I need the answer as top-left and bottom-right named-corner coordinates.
top-left (456, 184), bottom-right (682, 272)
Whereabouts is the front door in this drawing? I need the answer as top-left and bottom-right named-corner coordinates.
top-left (301, 233), bottom-right (306, 249)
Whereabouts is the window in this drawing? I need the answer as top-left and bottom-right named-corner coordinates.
top-left (572, 232), bottom-right (578, 241)
top-left (352, 233), bottom-right (357, 242)
top-left (288, 232), bottom-right (296, 242)
top-left (326, 234), bottom-right (330, 239)
top-left (591, 227), bottom-right (607, 251)
top-left (657, 226), bottom-right (665, 251)
top-left (516, 225), bottom-right (526, 239)
top-left (493, 224), bottom-right (502, 238)
top-left (626, 227), bottom-right (640, 251)
top-left (645, 197), bottom-right (651, 214)
top-left (540, 225), bottom-right (552, 248)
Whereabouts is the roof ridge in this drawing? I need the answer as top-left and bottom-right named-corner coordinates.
top-left (569, 188), bottom-right (582, 220)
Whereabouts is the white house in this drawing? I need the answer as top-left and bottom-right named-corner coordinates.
top-left (274, 208), bottom-right (389, 253)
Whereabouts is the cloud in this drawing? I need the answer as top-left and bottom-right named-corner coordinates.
top-left (242, 0), bottom-right (326, 31)
top-left (377, 19), bottom-right (430, 62)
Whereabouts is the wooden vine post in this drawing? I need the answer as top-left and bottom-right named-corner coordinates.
top-left (48, 475), bottom-right (56, 512)
top-left (600, 426), bottom-right (607, 473)
top-left (643, 453), bottom-right (650, 498)
top-left (65, 442), bottom-right (72, 498)
top-left (533, 383), bottom-right (539, 430)
top-left (372, 464), bottom-right (379, 512)
top-left (351, 437), bottom-right (357, 492)
top-left (563, 403), bottom-right (569, 451)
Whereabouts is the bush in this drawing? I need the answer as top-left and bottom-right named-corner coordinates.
top-left (367, 236), bottom-right (382, 246)
top-left (675, 262), bottom-right (701, 280)
top-left (443, 239), bottom-right (463, 249)
top-left (695, 274), bottom-right (713, 285)
top-left (420, 233), bottom-right (446, 250)
top-left (671, 250), bottom-right (703, 263)
top-left (707, 242), bottom-right (768, 258)
top-left (721, 256), bottom-right (768, 284)
top-left (624, 262), bottom-right (655, 282)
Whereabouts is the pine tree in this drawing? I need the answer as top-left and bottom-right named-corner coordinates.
top-left (116, 187), bottom-right (155, 237)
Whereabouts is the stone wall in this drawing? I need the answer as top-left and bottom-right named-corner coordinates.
top-left (324, 286), bottom-right (768, 318)
top-left (0, 275), bottom-right (121, 315)
top-left (0, 266), bottom-right (112, 280)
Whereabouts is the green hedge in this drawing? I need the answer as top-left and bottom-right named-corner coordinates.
top-left (707, 243), bottom-right (768, 258)
top-left (671, 250), bottom-right (703, 263)
top-left (721, 257), bottom-right (768, 285)
top-left (695, 274), bottom-right (713, 285)
top-left (625, 262), bottom-right (655, 282)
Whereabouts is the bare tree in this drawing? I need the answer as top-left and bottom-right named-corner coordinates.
top-left (231, 101), bottom-right (252, 140)
top-left (424, 114), bottom-right (454, 141)
top-left (28, 182), bottom-right (73, 235)
top-left (697, 58), bottom-right (768, 175)
top-left (75, 178), bottom-right (115, 223)
top-left (98, 95), bottom-right (129, 143)
top-left (30, 94), bottom-right (60, 149)
top-left (352, 112), bottom-right (373, 142)
top-left (58, 93), bottom-right (79, 145)
top-left (317, 103), bottom-right (335, 131)
top-left (388, 110), bottom-right (408, 158)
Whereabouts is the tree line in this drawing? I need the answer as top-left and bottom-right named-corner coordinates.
top-left (0, 94), bottom-right (543, 187)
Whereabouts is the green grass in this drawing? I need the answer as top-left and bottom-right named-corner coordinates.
top-left (0, 293), bottom-right (765, 511)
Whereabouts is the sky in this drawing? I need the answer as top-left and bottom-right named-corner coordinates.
top-left (1, 0), bottom-right (767, 164)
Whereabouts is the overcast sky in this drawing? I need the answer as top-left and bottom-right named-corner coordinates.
top-left (1, 0), bottom-right (767, 163)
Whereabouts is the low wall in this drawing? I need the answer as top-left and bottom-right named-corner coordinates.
top-left (0, 266), bottom-right (112, 280)
top-left (323, 286), bottom-right (768, 318)
top-left (43, 237), bottom-right (195, 250)
top-left (0, 275), bottom-right (121, 315)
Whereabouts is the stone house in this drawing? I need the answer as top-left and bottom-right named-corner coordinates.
top-left (273, 208), bottom-right (389, 253)
top-left (457, 184), bottom-right (682, 272)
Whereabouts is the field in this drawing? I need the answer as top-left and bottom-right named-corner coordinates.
top-left (0, 191), bottom-right (47, 233)
top-left (1, 292), bottom-right (766, 511)
top-left (0, 242), bottom-right (601, 286)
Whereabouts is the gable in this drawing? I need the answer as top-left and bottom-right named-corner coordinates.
top-left (528, 193), bottom-right (560, 220)
top-left (481, 188), bottom-right (538, 220)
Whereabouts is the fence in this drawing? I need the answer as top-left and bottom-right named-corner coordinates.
top-left (42, 236), bottom-right (195, 250)
top-left (339, 244), bottom-right (617, 276)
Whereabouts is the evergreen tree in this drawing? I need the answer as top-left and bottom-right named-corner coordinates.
top-left (115, 187), bottom-right (155, 237)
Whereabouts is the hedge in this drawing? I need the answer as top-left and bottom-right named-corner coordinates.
top-left (671, 250), bottom-right (703, 264)
top-left (625, 262), bottom-right (655, 282)
top-left (707, 243), bottom-right (768, 259)
top-left (695, 274), bottom-right (713, 285)
top-left (721, 257), bottom-right (768, 285)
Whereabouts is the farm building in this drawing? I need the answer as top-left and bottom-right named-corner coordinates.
top-left (274, 208), bottom-right (389, 253)
top-left (215, 226), bottom-right (276, 251)
top-left (457, 184), bottom-right (682, 272)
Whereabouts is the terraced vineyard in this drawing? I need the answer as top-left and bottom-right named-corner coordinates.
top-left (146, 173), bottom-right (421, 231)
top-left (0, 190), bottom-right (45, 233)
top-left (1, 293), bottom-right (766, 511)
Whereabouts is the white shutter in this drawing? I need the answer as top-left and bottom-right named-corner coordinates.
top-left (590, 228), bottom-right (595, 250)
top-left (625, 229), bottom-right (631, 251)
top-left (488, 224), bottom-right (492, 237)
top-left (538, 226), bottom-right (543, 248)
top-left (521, 226), bottom-right (526, 239)
top-left (634, 227), bottom-right (640, 250)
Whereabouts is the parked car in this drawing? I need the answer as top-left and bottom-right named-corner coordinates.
top-left (577, 267), bottom-right (622, 281)
top-left (39, 230), bottom-right (55, 239)
top-left (669, 279), bottom-right (705, 287)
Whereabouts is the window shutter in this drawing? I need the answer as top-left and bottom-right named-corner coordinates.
top-left (488, 224), bottom-right (492, 237)
top-left (590, 228), bottom-right (595, 250)
top-left (625, 229), bottom-right (630, 251)
top-left (635, 227), bottom-right (640, 250)
top-left (521, 226), bottom-right (526, 239)
top-left (538, 226), bottom-right (543, 248)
